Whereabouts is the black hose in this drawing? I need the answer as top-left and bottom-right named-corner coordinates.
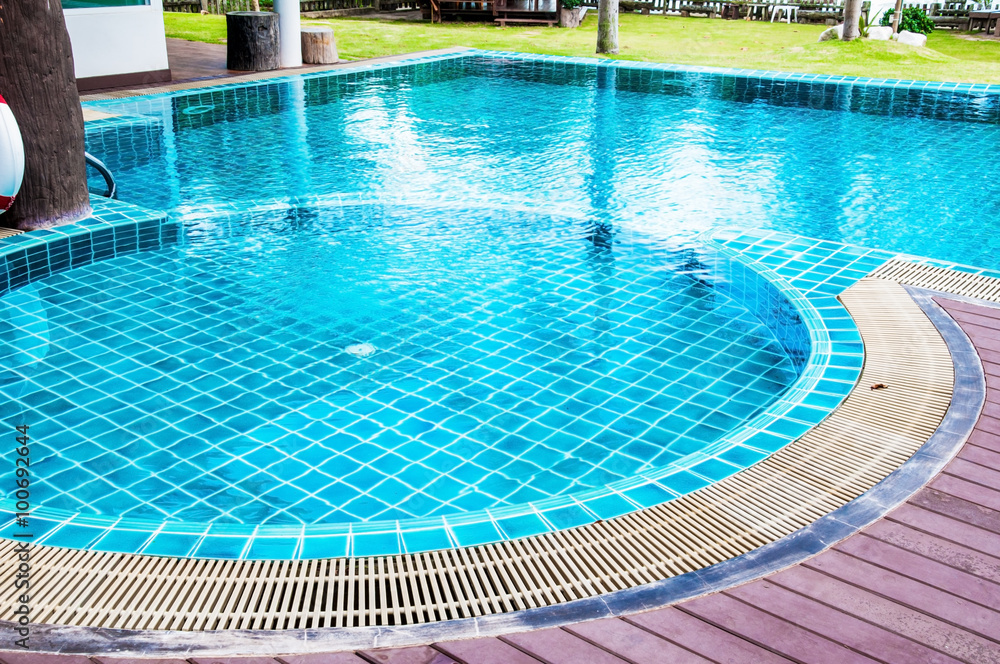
top-left (84, 152), bottom-right (118, 200)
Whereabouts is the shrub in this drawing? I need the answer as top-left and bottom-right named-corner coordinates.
top-left (562, 0), bottom-right (581, 8)
top-left (880, 7), bottom-right (935, 34)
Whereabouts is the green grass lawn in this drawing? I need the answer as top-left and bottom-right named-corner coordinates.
top-left (163, 11), bottom-right (1000, 84)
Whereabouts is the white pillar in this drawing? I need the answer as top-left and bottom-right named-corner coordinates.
top-left (274, 0), bottom-right (302, 68)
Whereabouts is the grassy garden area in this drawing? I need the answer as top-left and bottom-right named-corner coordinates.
top-left (163, 12), bottom-right (1000, 84)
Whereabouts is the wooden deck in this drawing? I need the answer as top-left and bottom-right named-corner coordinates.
top-left (4, 294), bottom-right (999, 663)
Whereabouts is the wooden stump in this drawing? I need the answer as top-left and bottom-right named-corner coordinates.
top-left (226, 11), bottom-right (280, 72)
top-left (301, 26), bottom-right (338, 65)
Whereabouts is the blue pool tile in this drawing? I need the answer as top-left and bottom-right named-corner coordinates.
top-left (449, 520), bottom-right (503, 548)
top-left (352, 530), bottom-right (401, 557)
top-left (539, 504), bottom-right (596, 531)
top-left (495, 513), bottom-right (551, 541)
top-left (300, 534), bottom-right (350, 559)
top-left (141, 532), bottom-right (201, 557)
top-left (246, 537), bottom-right (300, 560)
top-left (690, 458), bottom-right (742, 483)
top-left (401, 527), bottom-right (453, 553)
top-left (193, 536), bottom-right (248, 559)
top-left (582, 493), bottom-right (638, 520)
top-left (657, 470), bottom-right (712, 495)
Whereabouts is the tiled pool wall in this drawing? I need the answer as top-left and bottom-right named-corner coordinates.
top-left (0, 197), bottom-right (176, 299)
top-left (468, 51), bottom-right (1000, 124)
top-left (84, 49), bottom-right (1000, 126)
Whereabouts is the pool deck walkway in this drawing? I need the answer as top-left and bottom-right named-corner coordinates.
top-left (5, 295), bottom-right (1000, 663)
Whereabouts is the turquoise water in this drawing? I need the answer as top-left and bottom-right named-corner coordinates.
top-left (86, 56), bottom-right (1000, 268)
top-left (1, 203), bottom-right (802, 530)
top-left (4, 53), bottom-right (991, 558)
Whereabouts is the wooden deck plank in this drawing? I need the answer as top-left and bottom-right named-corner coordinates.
top-left (887, 504), bottom-right (1000, 556)
top-left (0, 656), bottom-right (95, 664)
top-left (973, 413), bottom-right (1000, 436)
top-left (281, 653), bottom-right (370, 663)
top-left (957, 442), bottom-right (1000, 469)
top-left (724, 579), bottom-right (963, 664)
top-left (909, 489), bottom-right (1000, 535)
top-left (931, 473), bottom-right (1000, 512)
top-left (769, 566), bottom-right (1000, 663)
top-left (861, 523), bottom-right (1000, 585)
top-left (625, 606), bottom-right (794, 663)
top-left (967, 428), bottom-right (1000, 453)
top-left (433, 638), bottom-right (543, 664)
top-left (833, 534), bottom-right (1000, 611)
top-left (565, 618), bottom-right (712, 664)
top-left (679, 592), bottom-right (877, 664)
top-left (935, 299), bottom-right (1000, 322)
top-left (189, 658), bottom-right (281, 664)
top-left (943, 457), bottom-right (1000, 487)
top-left (357, 645), bottom-right (459, 664)
top-left (805, 549), bottom-right (1000, 641)
top-left (502, 627), bottom-right (629, 664)
top-left (93, 659), bottom-right (190, 664)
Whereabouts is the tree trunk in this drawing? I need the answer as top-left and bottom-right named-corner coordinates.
top-left (597, 0), bottom-right (619, 54)
top-left (0, 0), bottom-right (92, 230)
top-left (891, 0), bottom-right (903, 33)
top-left (226, 12), bottom-right (280, 72)
top-left (842, 0), bottom-right (863, 40)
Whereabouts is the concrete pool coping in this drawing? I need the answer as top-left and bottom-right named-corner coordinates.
top-left (0, 259), bottom-right (989, 656)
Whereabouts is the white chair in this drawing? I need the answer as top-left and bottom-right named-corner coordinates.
top-left (770, 3), bottom-right (798, 22)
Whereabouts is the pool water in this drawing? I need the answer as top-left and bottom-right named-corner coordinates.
top-left (9, 52), bottom-right (995, 556)
top-left (85, 56), bottom-right (1000, 269)
top-left (1, 204), bottom-right (799, 527)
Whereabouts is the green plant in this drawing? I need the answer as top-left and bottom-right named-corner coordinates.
top-left (561, 0), bottom-right (581, 8)
top-left (880, 7), bottom-right (935, 34)
top-left (858, 9), bottom-right (883, 37)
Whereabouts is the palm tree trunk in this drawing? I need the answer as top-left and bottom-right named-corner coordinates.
top-left (597, 0), bottom-right (619, 54)
top-left (0, 0), bottom-right (91, 230)
top-left (891, 0), bottom-right (903, 33)
top-left (842, 0), bottom-right (863, 40)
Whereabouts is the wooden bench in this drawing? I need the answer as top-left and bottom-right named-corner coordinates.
top-left (679, 2), bottom-right (718, 18)
top-left (620, 0), bottom-right (655, 13)
top-left (495, 15), bottom-right (556, 24)
top-left (163, 1), bottom-right (203, 11)
top-left (932, 14), bottom-right (970, 28)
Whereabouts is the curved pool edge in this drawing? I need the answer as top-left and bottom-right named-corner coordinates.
top-left (0, 266), bottom-right (976, 652)
top-left (0, 212), bottom-right (857, 560)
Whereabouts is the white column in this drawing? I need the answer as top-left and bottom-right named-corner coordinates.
top-left (274, 0), bottom-right (303, 68)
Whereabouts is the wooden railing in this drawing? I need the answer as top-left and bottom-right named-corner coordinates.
top-left (164, 0), bottom-right (376, 13)
top-left (163, 0), bottom-right (203, 10)
top-left (300, 0), bottom-right (376, 10)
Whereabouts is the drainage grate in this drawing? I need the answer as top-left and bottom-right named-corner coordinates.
top-left (871, 258), bottom-right (1000, 303)
top-left (0, 277), bottom-right (954, 630)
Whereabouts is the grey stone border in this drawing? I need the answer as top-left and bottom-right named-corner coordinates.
top-left (0, 284), bottom-right (984, 658)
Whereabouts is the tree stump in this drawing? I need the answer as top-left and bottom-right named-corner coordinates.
top-left (301, 26), bottom-right (338, 65)
top-left (226, 11), bottom-right (280, 72)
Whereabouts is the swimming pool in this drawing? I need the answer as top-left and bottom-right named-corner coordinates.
top-left (3, 51), bottom-right (996, 559)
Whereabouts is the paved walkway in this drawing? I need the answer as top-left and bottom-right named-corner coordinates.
top-left (5, 295), bottom-right (1000, 663)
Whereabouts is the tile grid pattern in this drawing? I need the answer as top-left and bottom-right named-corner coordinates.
top-left (0, 226), bottom-right (853, 559)
top-left (0, 273), bottom-right (953, 635)
top-left (19, 293), bottom-right (980, 664)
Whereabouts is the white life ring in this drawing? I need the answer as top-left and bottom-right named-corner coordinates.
top-left (0, 94), bottom-right (25, 215)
